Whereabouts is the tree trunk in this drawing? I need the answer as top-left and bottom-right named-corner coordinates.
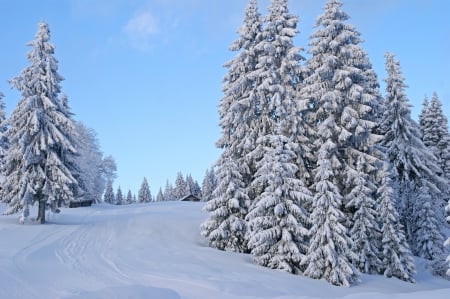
top-left (38, 199), bottom-right (46, 224)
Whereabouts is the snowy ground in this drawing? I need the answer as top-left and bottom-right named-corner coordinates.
top-left (0, 202), bottom-right (449, 299)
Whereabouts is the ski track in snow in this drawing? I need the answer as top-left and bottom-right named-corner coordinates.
top-left (0, 202), bottom-right (449, 299)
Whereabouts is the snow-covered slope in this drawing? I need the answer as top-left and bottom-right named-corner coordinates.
top-left (0, 202), bottom-right (448, 299)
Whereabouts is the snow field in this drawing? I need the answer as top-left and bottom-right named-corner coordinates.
top-left (0, 202), bottom-right (449, 299)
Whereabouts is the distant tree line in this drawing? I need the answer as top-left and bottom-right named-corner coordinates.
top-left (201, 0), bottom-right (450, 286)
top-left (106, 169), bottom-right (216, 205)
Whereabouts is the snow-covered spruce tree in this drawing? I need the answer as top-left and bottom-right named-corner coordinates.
top-left (126, 190), bottom-right (134, 204)
top-left (186, 174), bottom-right (201, 197)
top-left (201, 167), bottom-right (217, 202)
top-left (377, 162), bottom-right (415, 282)
top-left (202, 0), bottom-right (264, 253)
top-left (246, 133), bottom-right (311, 274)
top-left (163, 180), bottom-right (174, 201)
top-left (300, 0), bottom-right (382, 276)
top-left (173, 172), bottom-right (188, 200)
top-left (156, 188), bottom-right (164, 202)
top-left (0, 92), bottom-right (8, 177)
top-left (2, 22), bottom-right (79, 223)
top-left (380, 53), bottom-right (446, 258)
top-left (116, 186), bottom-right (123, 205)
top-left (419, 92), bottom-right (450, 202)
top-left (201, 149), bottom-right (250, 252)
top-left (414, 183), bottom-right (444, 260)
top-left (138, 177), bottom-right (152, 203)
top-left (243, 0), bottom-right (312, 273)
top-left (301, 140), bottom-right (358, 286)
top-left (103, 179), bottom-right (115, 204)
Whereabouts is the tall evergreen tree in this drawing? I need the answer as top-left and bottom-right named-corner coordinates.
top-left (2, 22), bottom-right (79, 223)
top-left (138, 177), bottom-right (152, 203)
top-left (103, 179), bottom-right (115, 204)
top-left (380, 53), bottom-right (445, 258)
top-left (300, 0), bottom-right (382, 279)
top-left (244, 0), bottom-right (312, 273)
top-left (377, 163), bottom-right (415, 282)
top-left (202, 0), bottom-right (264, 253)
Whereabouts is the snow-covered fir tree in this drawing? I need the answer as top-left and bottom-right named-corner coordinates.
top-left (201, 167), bottom-right (217, 202)
top-left (414, 183), bottom-right (444, 260)
top-left (377, 163), bottom-right (415, 282)
top-left (126, 190), bottom-right (134, 204)
top-left (186, 174), bottom-right (202, 197)
top-left (202, 0), bottom-right (264, 253)
top-left (163, 180), bottom-right (174, 201)
top-left (103, 180), bottom-right (115, 204)
top-left (301, 141), bottom-right (359, 286)
top-left (380, 53), bottom-right (445, 258)
top-left (156, 187), bottom-right (164, 202)
top-left (138, 177), bottom-right (152, 203)
top-left (116, 186), bottom-right (123, 205)
top-left (300, 0), bottom-right (382, 278)
top-left (201, 150), bottom-right (250, 252)
top-left (419, 92), bottom-right (450, 202)
top-left (173, 172), bottom-right (188, 200)
top-left (2, 22), bottom-right (79, 223)
top-left (246, 133), bottom-right (311, 274)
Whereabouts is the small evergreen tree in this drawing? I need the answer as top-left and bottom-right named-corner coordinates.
top-left (116, 186), bottom-right (123, 205)
top-left (186, 174), bottom-right (201, 197)
top-left (378, 163), bottom-right (415, 282)
top-left (163, 180), bottom-right (174, 201)
top-left (103, 180), bottom-right (115, 204)
top-left (246, 134), bottom-right (311, 274)
top-left (201, 150), bottom-right (249, 252)
top-left (138, 177), bottom-right (152, 203)
top-left (156, 187), bottom-right (164, 202)
top-left (126, 190), bottom-right (133, 204)
top-left (173, 172), bottom-right (188, 200)
top-left (2, 22), bottom-right (79, 223)
top-left (201, 167), bottom-right (217, 202)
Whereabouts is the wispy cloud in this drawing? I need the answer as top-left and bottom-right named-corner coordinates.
top-left (123, 9), bottom-right (159, 51)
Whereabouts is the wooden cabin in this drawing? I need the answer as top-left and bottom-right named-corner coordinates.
top-left (180, 194), bottom-right (201, 202)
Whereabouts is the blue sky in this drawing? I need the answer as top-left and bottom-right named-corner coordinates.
top-left (1, 0), bottom-right (449, 195)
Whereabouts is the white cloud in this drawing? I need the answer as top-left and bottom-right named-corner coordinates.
top-left (123, 10), bottom-right (159, 51)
